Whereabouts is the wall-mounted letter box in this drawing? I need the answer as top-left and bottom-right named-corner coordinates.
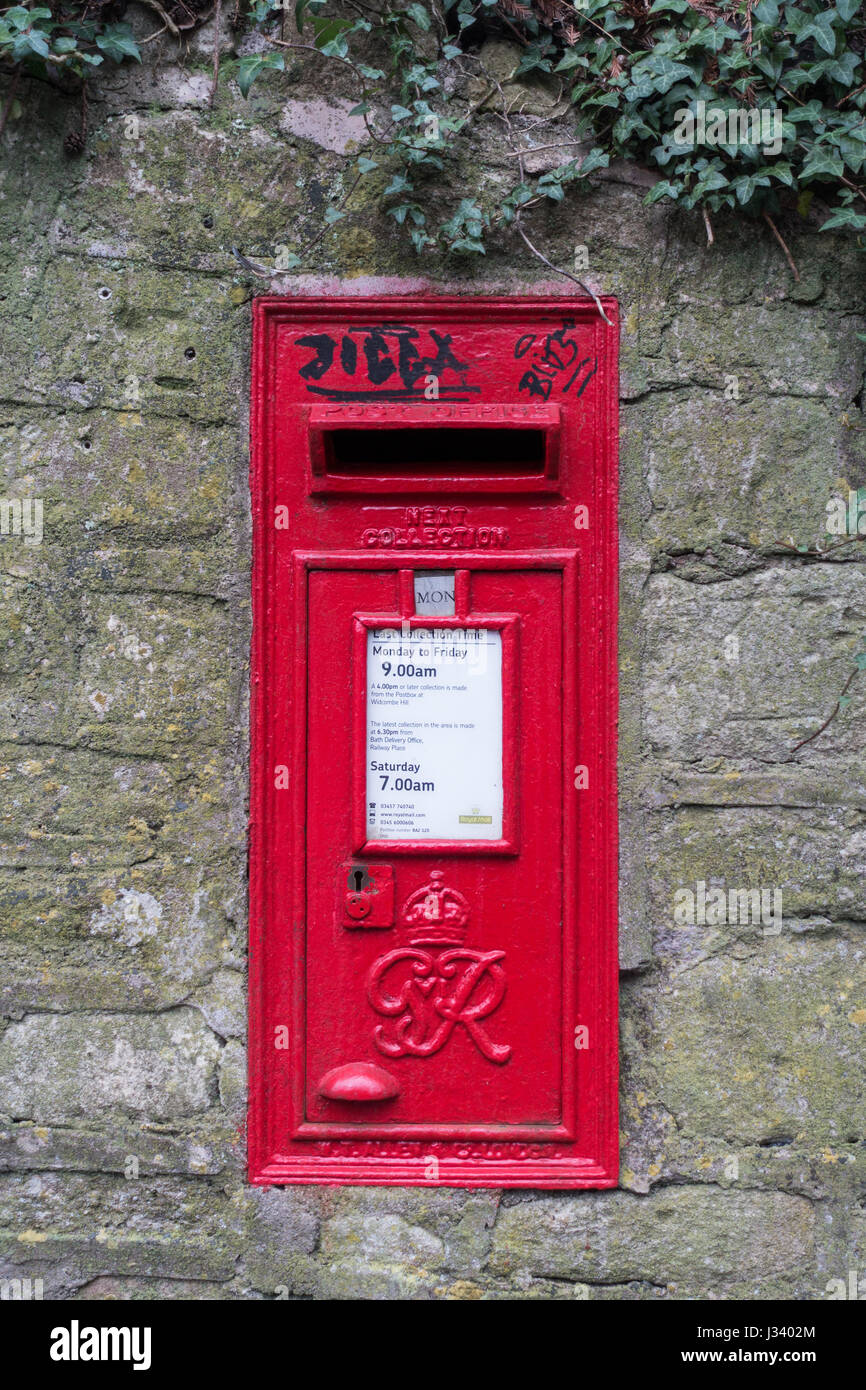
top-left (249, 295), bottom-right (619, 1188)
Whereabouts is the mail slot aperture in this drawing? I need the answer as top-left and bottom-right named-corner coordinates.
top-left (307, 403), bottom-right (560, 492)
top-left (250, 295), bottom-right (619, 1189)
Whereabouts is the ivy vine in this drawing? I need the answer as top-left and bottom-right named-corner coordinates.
top-left (2, 1), bottom-right (866, 267)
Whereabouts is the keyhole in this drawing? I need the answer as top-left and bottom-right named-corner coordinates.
top-left (353, 869), bottom-right (364, 892)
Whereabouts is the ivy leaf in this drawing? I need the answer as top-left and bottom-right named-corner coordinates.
top-left (646, 56), bottom-right (695, 92)
top-left (856, 653), bottom-right (866, 671)
top-left (693, 165), bottom-right (729, 194)
top-left (235, 51), bottom-right (283, 98)
top-left (324, 206), bottom-right (345, 224)
top-left (821, 50), bottom-right (860, 86)
top-left (236, 55), bottom-right (264, 97)
top-left (311, 16), bottom-right (352, 57)
top-left (555, 50), bottom-right (588, 72)
top-left (390, 104), bottom-right (413, 122)
top-left (3, 6), bottom-right (36, 30)
top-left (767, 161), bottom-right (795, 185)
top-left (294, 0), bottom-right (321, 32)
top-left (384, 172), bottom-right (413, 196)
top-left (541, 180), bottom-right (565, 201)
top-left (623, 74), bottom-right (658, 101)
top-left (356, 155), bottom-right (378, 173)
top-left (731, 171), bottom-right (771, 204)
top-left (583, 89), bottom-right (620, 109)
top-left (449, 237), bottom-right (485, 254)
top-left (645, 179), bottom-right (681, 203)
top-left (829, 132), bottom-right (866, 174)
top-left (14, 29), bottom-right (50, 58)
top-left (754, 50), bottom-right (784, 83)
top-left (95, 23), bottom-right (141, 62)
top-left (835, 0), bottom-right (860, 20)
top-left (821, 206), bottom-right (866, 231)
top-left (405, 3), bottom-right (431, 29)
top-left (628, 54), bottom-right (695, 94)
top-left (795, 11), bottom-right (838, 57)
top-left (801, 145), bottom-right (845, 179)
top-left (580, 147), bottom-right (609, 175)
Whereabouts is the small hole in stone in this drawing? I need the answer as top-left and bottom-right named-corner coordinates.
top-left (82, 439), bottom-right (92, 451)
top-left (184, 347), bottom-right (196, 361)
top-left (202, 214), bottom-right (214, 228)
top-left (98, 287), bottom-right (112, 300)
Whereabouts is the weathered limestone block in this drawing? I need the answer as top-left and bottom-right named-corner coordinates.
top-left (0, 1174), bottom-right (242, 1288)
top-left (0, 1116), bottom-right (238, 1178)
top-left (189, 969), bottom-right (246, 1040)
top-left (661, 305), bottom-right (864, 400)
top-left (0, 410), bottom-right (238, 544)
top-left (75, 592), bottom-right (231, 754)
top-left (16, 258), bottom-right (244, 423)
top-left (0, 862), bottom-right (240, 1013)
top-left (0, 1009), bottom-right (222, 1122)
top-left (627, 936), bottom-right (866, 1145)
top-left (300, 1187), bottom-right (501, 1299)
top-left (55, 109), bottom-right (310, 272)
top-left (643, 566), bottom-right (866, 759)
top-left (319, 1212), bottom-right (447, 1300)
top-left (489, 1188), bottom-right (815, 1296)
top-left (623, 392), bottom-right (864, 548)
top-left (646, 805), bottom-right (866, 925)
top-left (0, 746), bottom-right (230, 871)
top-left (240, 1186), bottom-right (323, 1296)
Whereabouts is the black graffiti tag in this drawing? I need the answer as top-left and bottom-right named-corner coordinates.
top-left (515, 321), bottom-right (598, 401)
top-left (295, 323), bottom-right (477, 401)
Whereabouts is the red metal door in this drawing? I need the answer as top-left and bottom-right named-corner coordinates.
top-left (249, 295), bottom-right (619, 1187)
top-left (303, 564), bottom-right (566, 1134)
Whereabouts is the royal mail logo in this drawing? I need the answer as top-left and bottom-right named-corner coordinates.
top-left (367, 872), bottom-right (511, 1064)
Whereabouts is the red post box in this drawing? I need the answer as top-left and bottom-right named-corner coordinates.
top-left (249, 296), bottom-right (619, 1188)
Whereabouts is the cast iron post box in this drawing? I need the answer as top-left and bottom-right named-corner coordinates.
top-left (249, 295), bottom-right (619, 1188)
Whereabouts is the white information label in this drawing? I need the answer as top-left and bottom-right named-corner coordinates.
top-left (366, 627), bottom-right (503, 841)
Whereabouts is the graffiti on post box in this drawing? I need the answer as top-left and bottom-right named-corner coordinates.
top-left (367, 872), bottom-right (512, 1065)
top-left (295, 323), bottom-right (479, 401)
top-left (514, 321), bottom-right (598, 401)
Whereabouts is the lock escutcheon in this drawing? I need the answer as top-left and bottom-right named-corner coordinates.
top-left (340, 862), bottom-right (395, 929)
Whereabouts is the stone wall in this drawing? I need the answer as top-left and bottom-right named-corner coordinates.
top-left (1, 7), bottom-right (865, 1300)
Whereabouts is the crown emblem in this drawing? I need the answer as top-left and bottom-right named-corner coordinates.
top-left (399, 871), bottom-right (470, 948)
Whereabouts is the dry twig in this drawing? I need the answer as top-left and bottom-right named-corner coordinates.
top-left (763, 210), bottom-right (800, 280)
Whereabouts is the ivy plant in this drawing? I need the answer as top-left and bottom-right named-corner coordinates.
top-left (2, 1), bottom-right (866, 265)
top-left (229, 0), bottom-right (866, 271)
